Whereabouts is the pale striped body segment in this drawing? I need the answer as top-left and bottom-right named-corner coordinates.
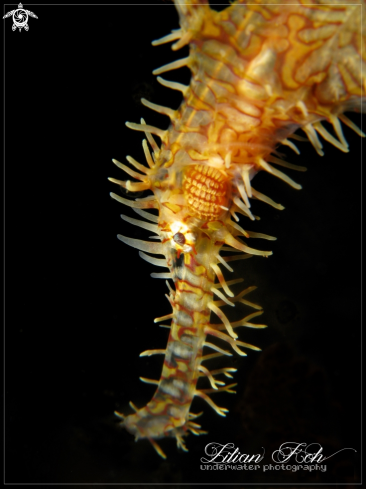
top-left (112, 198), bottom-right (265, 457)
top-left (121, 239), bottom-right (218, 454)
top-left (109, 0), bottom-right (365, 458)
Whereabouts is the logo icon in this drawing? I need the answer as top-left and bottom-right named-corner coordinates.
top-left (3, 3), bottom-right (38, 31)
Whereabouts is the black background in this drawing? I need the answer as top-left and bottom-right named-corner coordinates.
top-left (4, 1), bottom-right (362, 485)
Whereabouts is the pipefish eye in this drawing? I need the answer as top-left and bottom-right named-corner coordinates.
top-left (173, 232), bottom-right (186, 245)
top-left (155, 168), bottom-right (169, 181)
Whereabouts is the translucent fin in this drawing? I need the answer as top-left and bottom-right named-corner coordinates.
top-left (303, 124), bottom-right (324, 156)
top-left (216, 253), bottom-right (233, 272)
top-left (290, 133), bottom-right (308, 142)
top-left (141, 98), bottom-right (176, 119)
top-left (141, 118), bottom-right (160, 154)
top-left (156, 76), bottom-right (189, 95)
top-left (233, 196), bottom-right (255, 220)
top-left (117, 234), bottom-right (164, 254)
top-left (188, 412), bottom-right (203, 420)
top-left (313, 121), bottom-right (349, 152)
top-left (110, 192), bottom-right (158, 209)
top-left (339, 114), bottom-right (365, 137)
top-left (246, 230), bottom-right (276, 241)
top-left (223, 254), bottom-right (252, 263)
top-left (140, 349), bottom-right (166, 357)
top-left (198, 365), bottom-right (222, 389)
top-left (229, 219), bottom-right (250, 239)
top-left (258, 159), bottom-right (302, 189)
top-left (114, 410), bottom-right (125, 420)
top-left (280, 138), bottom-right (300, 154)
top-left (242, 168), bottom-right (252, 198)
top-left (237, 180), bottom-right (250, 208)
top-left (214, 285), bottom-right (258, 309)
top-left (120, 214), bottom-right (159, 234)
top-left (122, 180), bottom-right (151, 193)
top-left (175, 433), bottom-right (188, 452)
top-left (125, 155), bottom-right (151, 175)
top-left (330, 116), bottom-right (348, 148)
top-left (152, 29), bottom-right (182, 46)
top-left (152, 56), bottom-right (190, 75)
top-left (132, 207), bottom-right (158, 223)
top-left (203, 341), bottom-right (232, 357)
top-left (211, 287), bottom-right (235, 307)
top-left (187, 425), bottom-right (208, 436)
top-left (240, 299), bottom-right (263, 310)
top-left (208, 302), bottom-right (237, 339)
top-left (154, 313), bottom-right (173, 323)
top-left (219, 278), bottom-right (244, 288)
top-left (229, 209), bottom-right (240, 222)
top-left (201, 352), bottom-right (226, 362)
top-left (140, 377), bottom-right (159, 385)
top-left (221, 246), bottom-right (245, 252)
top-left (211, 263), bottom-right (234, 297)
top-left (151, 272), bottom-right (172, 279)
top-left (139, 251), bottom-right (168, 268)
top-left (230, 311), bottom-right (267, 329)
top-left (148, 438), bottom-right (167, 459)
top-left (172, 32), bottom-right (192, 51)
top-left (194, 390), bottom-right (229, 417)
top-left (129, 401), bottom-right (139, 412)
top-left (199, 383), bottom-right (237, 395)
top-left (204, 326), bottom-right (250, 356)
top-left (224, 233), bottom-right (272, 257)
top-left (109, 178), bottom-right (150, 193)
top-left (267, 155), bottom-right (307, 172)
top-left (126, 122), bottom-right (167, 142)
top-left (142, 139), bottom-right (155, 168)
top-left (111, 158), bottom-right (147, 181)
top-left (210, 367), bottom-right (237, 379)
top-left (165, 280), bottom-right (175, 296)
top-left (165, 293), bottom-right (174, 308)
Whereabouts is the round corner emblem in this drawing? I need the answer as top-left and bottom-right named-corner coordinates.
top-left (3, 3), bottom-right (38, 31)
